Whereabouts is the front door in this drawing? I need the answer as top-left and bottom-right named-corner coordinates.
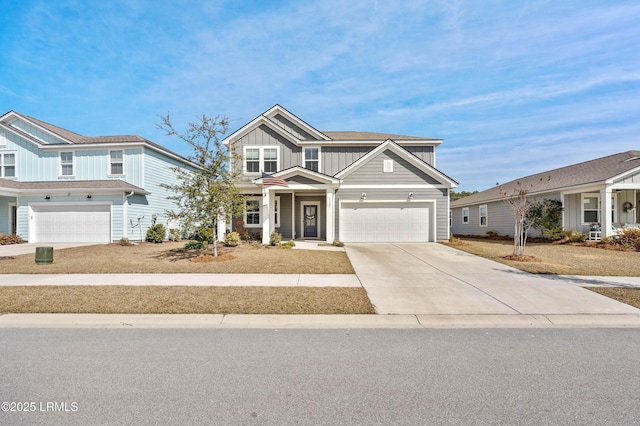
top-left (303, 205), bottom-right (318, 238)
top-left (10, 204), bottom-right (17, 235)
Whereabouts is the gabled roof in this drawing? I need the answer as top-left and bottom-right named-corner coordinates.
top-left (0, 111), bottom-right (195, 166)
top-left (451, 150), bottom-right (640, 207)
top-left (336, 139), bottom-right (458, 187)
top-left (253, 166), bottom-right (341, 185)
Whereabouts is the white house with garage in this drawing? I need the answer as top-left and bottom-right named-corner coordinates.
top-left (0, 110), bottom-right (196, 243)
top-left (222, 105), bottom-right (458, 244)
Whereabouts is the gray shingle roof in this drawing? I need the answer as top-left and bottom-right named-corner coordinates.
top-left (451, 150), bottom-right (640, 207)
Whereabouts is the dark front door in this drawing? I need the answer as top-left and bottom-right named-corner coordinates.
top-left (11, 205), bottom-right (17, 235)
top-left (303, 205), bottom-right (318, 238)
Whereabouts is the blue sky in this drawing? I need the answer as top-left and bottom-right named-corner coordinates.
top-left (1, 0), bottom-right (639, 191)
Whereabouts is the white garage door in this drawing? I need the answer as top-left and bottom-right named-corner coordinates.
top-left (339, 202), bottom-right (430, 242)
top-left (32, 204), bottom-right (111, 243)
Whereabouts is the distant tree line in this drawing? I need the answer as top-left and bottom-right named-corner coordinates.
top-left (450, 190), bottom-right (478, 201)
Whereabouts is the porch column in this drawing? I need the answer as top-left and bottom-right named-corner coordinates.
top-left (262, 188), bottom-right (273, 244)
top-left (601, 186), bottom-right (613, 237)
top-left (217, 214), bottom-right (226, 242)
top-left (325, 187), bottom-right (335, 243)
top-left (560, 192), bottom-right (565, 232)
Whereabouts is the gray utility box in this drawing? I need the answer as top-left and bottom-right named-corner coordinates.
top-left (35, 247), bottom-right (54, 264)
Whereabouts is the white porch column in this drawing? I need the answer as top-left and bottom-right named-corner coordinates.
top-left (325, 187), bottom-right (335, 243)
top-left (262, 188), bottom-right (272, 244)
top-left (560, 192), bottom-right (565, 231)
top-left (601, 186), bottom-right (613, 237)
top-left (217, 215), bottom-right (226, 242)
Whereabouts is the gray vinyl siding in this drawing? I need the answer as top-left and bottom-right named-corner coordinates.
top-left (321, 146), bottom-right (375, 176)
top-left (405, 146), bottom-right (435, 165)
top-left (286, 176), bottom-right (324, 185)
top-left (235, 125), bottom-right (300, 172)
top-left (335, 187), bottom-right (449, 241)
top-left (277, 193), bottom-right (293, 239)
top-left (270, 114), bottom-right (315, 140)
top-left (617, 190), bottom-right (640, 224)
top-left (343, 149), bottom-right (441, 185)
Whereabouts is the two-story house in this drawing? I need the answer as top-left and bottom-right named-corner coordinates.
top-left (222, 105), bottom-right (458, 244)
top-left (0, 111), bottom-right (196, 243)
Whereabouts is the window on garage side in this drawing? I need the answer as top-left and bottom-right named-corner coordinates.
top-left (60, 152), bottom-right (73, 176)
top-left (110, 150), bottom-right (124, 175)
top-left (462, 207), bottom-right (469, 224)
top-left (1, 152), bottom-right (16, 177)
top-left (479, 205), bottom-right (488, 227)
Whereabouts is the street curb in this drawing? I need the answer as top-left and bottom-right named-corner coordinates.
top-left (2, 313), bottom-right (640, 328)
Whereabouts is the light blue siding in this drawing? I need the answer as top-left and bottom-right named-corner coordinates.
top-left (9, 118), bottom-right (66, 144)
top-left (0, 197), bottom-right (11, 234)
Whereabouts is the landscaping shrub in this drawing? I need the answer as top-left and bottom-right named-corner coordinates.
top-left (195, 227), bottom-right (214, 243)
top-left (546, 226), bottom-right (564, 241)
top-left (618, 228), bottom-right (640, 251)
top-left (168, 228), bottom-right (181, 241)
top-left (281, 241), bottom-right (296, 249)
top-left (182, 240), bottom-right (205, 250)
top-left (145, 224), bottom-right (166, 243)
top-left (118, 237), bottom-right (133, 246)
top-left (568, 232), bottom-right (587, 242)
top-left (225, 232), bottom-right (240, 247)
top-left (0, 233), bottom-right (25, 245)
top-left (269, 231), bottom-right (282, 246)
top-left (486, 230), bottom-right (499, 238)
top-left (332, 239), bottom-right (344, 247)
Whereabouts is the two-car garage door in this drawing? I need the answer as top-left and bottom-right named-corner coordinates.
top-left (31, 204), bottom-right (111, 243)
top-left (339, 202), bottom-right (431, 242)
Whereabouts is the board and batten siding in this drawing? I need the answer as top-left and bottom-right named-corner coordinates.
top-left (234, 125), bottom-right (300, 172)
top-left (270, 114), bottom-right (315, 140)
top-left (321, 146), bottom-right (374, 176)
top-left (405, 146), bottom-right (435, 166)
top-left (277, 193), bottom-right (293, 239)
top-left (342, 149), bottom-right (441, 185)
top-left (9, 118), bottom-right (64, 145)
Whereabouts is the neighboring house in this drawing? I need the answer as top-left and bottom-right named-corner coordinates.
top-left (450, 151), bottom-right (640, 239)
top-left (0, 111), bottom-right (196, 243)
top-left (221, 105), bottom-right (458, 244)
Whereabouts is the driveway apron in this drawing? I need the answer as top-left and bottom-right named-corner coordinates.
top-left (346, 243), bottom-right (640, 315)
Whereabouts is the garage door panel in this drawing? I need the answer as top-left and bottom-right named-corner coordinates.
top-left (32, 205), bottom-right (111, 243)
top-left (340, 202), bottom-right (430, 243)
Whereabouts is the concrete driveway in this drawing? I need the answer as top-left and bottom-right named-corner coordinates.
top-left (346, 243), bottom-right (640, 315)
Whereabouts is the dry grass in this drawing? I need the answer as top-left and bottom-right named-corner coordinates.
top-left (587, 287), bottom-right (640, 309)
top-left (442, 238), bottom-right (640, 276)
top-left (0, 286), bottom-right (375, 314)
top-left (0, 242), bottom-right (355, 274)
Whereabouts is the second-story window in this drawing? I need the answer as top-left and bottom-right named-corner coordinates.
top-left (304, 147), bottom-right (319, 172)
top-left (243, 147), bottom-right (279, 174)
top-left (60, 152), bottom-right (73, 176)
top-left (110, 150), bottom-right (124, 175)
top-left (1, 153), bottom-right (16, 178)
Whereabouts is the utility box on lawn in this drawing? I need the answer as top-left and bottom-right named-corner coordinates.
top-left (35, 247), bottom-right (53, 264)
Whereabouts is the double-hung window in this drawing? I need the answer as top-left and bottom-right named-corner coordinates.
top-left (582, 195), bottom-right (599, 224)
top-left (1, 153), bottom-right (16, 178)
top-left (462, 208), bottom-right (469, 224)
top-left (60, 152), bottom-right (73, 176)
top-left (303, 147), bottom-right (320, 172)
top-left (479, 205), bottom-right (488, 227)
top-left (110, 150), bottom-right (124, 175)
top-left (243, 147), bottom-right (279, 174)
top-left (245, 199), bottom-right (261, 226)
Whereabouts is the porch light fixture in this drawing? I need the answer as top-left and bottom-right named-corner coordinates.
top-left (44, 195), bottom-right (51, 200)
top-left (86, 194), bottom-right (92, 199)
top-left (408, 192), bottom-right (414, 200)
top-left (361, 192), bottom-right (366, 200)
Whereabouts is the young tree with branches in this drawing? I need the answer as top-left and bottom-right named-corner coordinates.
top-left (158, 113), bottom-right (244, 256)
top-left (500, 180), bottom-right (541, 257)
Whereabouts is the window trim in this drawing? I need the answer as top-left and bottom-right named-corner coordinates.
top-left (109, 149), bottom-right (124, 176)
top-left (303, 147), bottom-right (321, 172)
top-left (479, 204), bottom-right (488, 227)
top-left (244, 197), bottom-right (262, 228)
top-left (59, 151), bottom-right (74, 177)
top-left (0, 151), bottom-right (16, 178)
top-left (243, 146), bottom-right (281, 174)
top-left (581, 194), bottom-right (599, 225)
top-left (462, 207), bottom-right (469, 224)
top-left (383, 159), bottom-right (394, 173)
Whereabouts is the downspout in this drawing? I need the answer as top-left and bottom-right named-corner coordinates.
top-left (124, 191), bottom-right (135, 239)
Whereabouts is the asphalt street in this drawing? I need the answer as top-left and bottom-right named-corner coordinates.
top-left (2, 328), bottom-right (640, 425)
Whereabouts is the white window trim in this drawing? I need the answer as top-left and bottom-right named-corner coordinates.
top-left (244, 197), bottom-right (262, 228)
top-left (303, 146), bottom-right (321, 173)
top-left (59, 151), bottom-right (75, 177)
top-left (242, 146), bottom-right (281, 174)
top-left (581, 194), bottom-right (599, 225)
top-left (109, 149), bottom-right (125, 176)
top-left (479, 204), bottom-right (488, 227)
top-left (383, 159), bottom-right (394, 173)
top-left (462, 207), bottom-right (469, 224)
top-left (1, 151), bottom-right (17, 178)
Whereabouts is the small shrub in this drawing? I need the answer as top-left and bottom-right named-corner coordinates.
top-left (486, 230), bottom-right (499, 238)
top-left (146, 224), bottom-right (166, 243)
top-left (619, 228), bottom-right (640, 251)
top-left (449, 234), bottom-right (459, 243)
top-left (168, 228), bottom-right (181, 241)
top-left (546, 226), bottom-right (564, 241)
top-left (225, 232), bottom-right (241, 247)
top-left (0, 233), bottom-right (25, 245)
top-left (118, 237), bottom-right (133, 246)
top-left (568, 232), bottom-right (587, 243)
top-left (281, 241), bottom-right (296, 249)
top-left (195, 227), bottom-right (214, 243)
top-left (269, 231), bottom-right (282, 246)
top-left (332, 239), bottom-right (344, 247)
top-left (182, 240), bottom-right (205, 250)
top-left (600, 236), bottom-right (617, 245)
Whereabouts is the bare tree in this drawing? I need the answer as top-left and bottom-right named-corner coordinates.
top-left (500, 180), bottom-right (541, 257)
top-left (158, 113), bottom-right (244, 256)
